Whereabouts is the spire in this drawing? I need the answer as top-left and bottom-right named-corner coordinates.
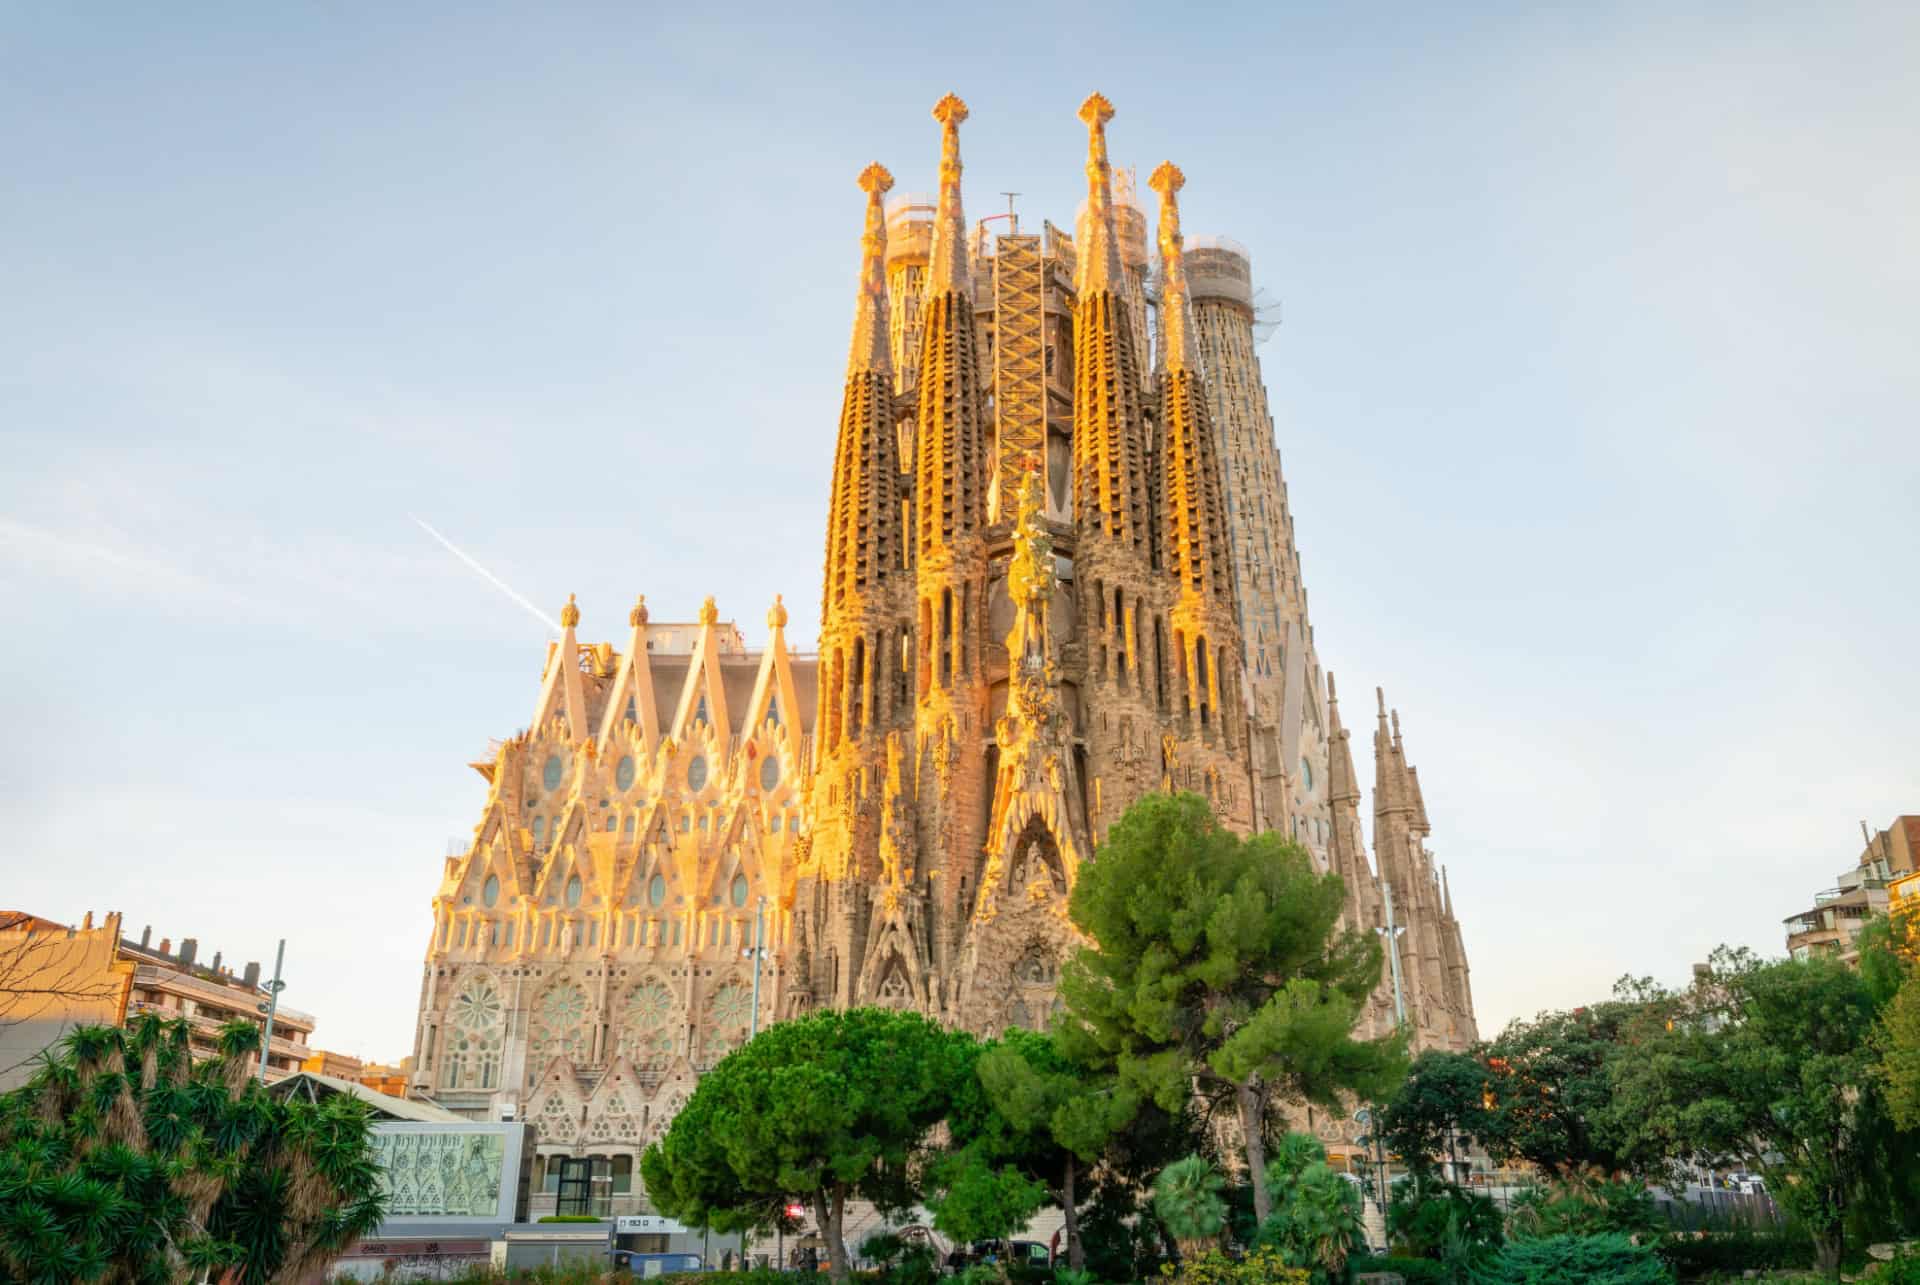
top-left (824, 166), bottom-right (908, 618)
top-left (1149, 161), bottom-right (1195, 373)
top-left (928, 94), bottom-right (970, 297)
top-left (560, 592), bottom-right (580, 629)
top-left (1151, 160), bottom-right (1232, 607)
top-left (848, 163), bottom-right (893, 376)
top-left (1071, 94), bottom-right (1153, 557)
top-left (913, 93), bottom-right (990, 562)
top-left (1076, 93), bottom-right (1124, 297)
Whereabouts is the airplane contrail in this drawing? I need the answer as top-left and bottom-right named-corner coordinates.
top-left (410, 515), bottom-right (562, 633)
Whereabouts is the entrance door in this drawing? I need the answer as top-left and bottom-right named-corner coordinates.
top-left (556, 1157), bottom-right (593, 1216)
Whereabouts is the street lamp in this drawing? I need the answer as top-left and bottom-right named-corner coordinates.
top-left (742, 896), bottom-right (769, 1040)
top-left (256, 939), bottom-right (287, 1084)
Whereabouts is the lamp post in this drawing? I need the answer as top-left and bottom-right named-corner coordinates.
top-left (256, 939), bottom-right (287, 1084)
top-left (744, 897), bottom-right (768, 1039)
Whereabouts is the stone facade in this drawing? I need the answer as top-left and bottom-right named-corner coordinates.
top-left (409, 95), bottom-right (1477, 1203)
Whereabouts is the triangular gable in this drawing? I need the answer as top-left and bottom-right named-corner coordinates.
top-left (584, 1055), bottom-right (651, 1146)
top-left (597, 600), bottom-right (663, 756)
top-left (531, 602), bottom-right (590, 744)
top-left (739, 598), bottom-right (802, 745)
top-left (525, 1057), bottom-right (588, 1144)
top-left (668, 600), bottom-right (732, 745)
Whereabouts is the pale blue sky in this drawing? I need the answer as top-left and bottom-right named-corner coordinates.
top-left (4, 3), bottom-right (1915, 1059)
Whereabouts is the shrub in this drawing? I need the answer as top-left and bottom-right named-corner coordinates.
top-left (1158, 1246), bottom-right (1309, 1285)
top-left (536, 1214), bottom-right (607, 1223)
top-left (1349, 1253), bottom-right (1451, 1282)
top-left (1868, 1248), bottom-right (1920, 1285)
top-left (1474, 1233), bottom-right (1673, 1284)
top-left (1654, 1226), bottom-right (1816, 1279)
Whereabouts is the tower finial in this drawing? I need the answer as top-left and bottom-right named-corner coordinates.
top-left (699, 596), bottom-right (718, 627)
top-left (629, 594), bottom-right (648, 628)
top-left (927, 93), bottom-right (970, 295)
top-left (560, 593), bottom-right (580, 629)
top-left (1076, 94), bottom-right (1124, 296)
top-left (1149, 161), bottom-right (1194, 371)
top-left (848, 162), bottom-right (895, 375)
top-left (768, 593), bottom-right (788, 630)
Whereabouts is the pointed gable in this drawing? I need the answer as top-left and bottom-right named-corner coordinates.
top-left (669, 598), bottom-right (734, 744)
top-left (598, 595), bottom-right (663, 756)
top-left (532, 595), bottom-right (590, 742)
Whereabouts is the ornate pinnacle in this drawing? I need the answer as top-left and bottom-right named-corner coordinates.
top-left (560, 593), bottom-right (580, 629)
top-left (767, 593), bottom-right (788, 630)
top-left (927, 93), bottom-right (970, 296)
top-left (699, 596), bottom-right (719, 627)
top-left (629, 594), bottom-right (648, 628)
top-left (1151, 161), bottom-right (1193, 371)
top-left (849, 162), bottom-right (894, 375)
top-left (1076, 94), bottom-right (1123, 296)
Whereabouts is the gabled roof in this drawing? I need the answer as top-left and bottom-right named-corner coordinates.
top-left (267, 1072), bottom-right (466, 1123)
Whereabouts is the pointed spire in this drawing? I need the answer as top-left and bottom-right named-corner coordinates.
top-left (1151, 158), bottom-right (1233, 608)
top-left (1071, 95), bottom-right (1153, 558)
top-left (1149, 161), bottom-right (1195, 373)
top-left (1077, 93), bottom-right (1124, 297)
top-left (849, 163), bottom-right (894, 376)
top-left (913, 93), bottom-right (990, 562)
top-left (927, 94), bottom-right (970, 297)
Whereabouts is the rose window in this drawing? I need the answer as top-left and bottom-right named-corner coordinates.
top-left (531, 980), bottom-right (591, 1064)
top-left (618, 980), bottom-right (676, 1067)
top-left (703, 982), bottom-right (752, 1061)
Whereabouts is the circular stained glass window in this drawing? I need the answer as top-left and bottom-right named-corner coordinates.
top-left (565, 875), bottom-right (583, 908)
top-left (616, 755), bottom-right (636, 792)
top-left (687, 756), bottom-right (709, 791)
top-left (482, 875), bottom-right (500, 908)
top-left (758, 755), bottom-right (779, 792)
top-left (731, 874), bottom-right (749, 907)
top-left (649, 874), bottom-right (666, 907)
top-left (543, 754), bottom-right (563, 791)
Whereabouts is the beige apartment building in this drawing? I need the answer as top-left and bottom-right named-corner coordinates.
top-left (0, 909), bottom-right (319, 1086)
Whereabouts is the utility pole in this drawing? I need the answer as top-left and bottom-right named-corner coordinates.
top-left (256, 939), bottom-right (287, 1084)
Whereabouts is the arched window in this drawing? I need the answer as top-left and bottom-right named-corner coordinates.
top-left (565, 875), bottom-right (583, 908)
top-left (482, 875), bottom-right (500, 908)
top-left (616, 755), bottom-right (636, 791)
top-left (648, 874), bottom-right (666, 907)
top-left (731, 874), bottom-right (750, 907)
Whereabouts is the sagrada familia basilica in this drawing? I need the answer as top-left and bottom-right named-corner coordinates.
top-left (407, 95), bottom-right (1477, 1196)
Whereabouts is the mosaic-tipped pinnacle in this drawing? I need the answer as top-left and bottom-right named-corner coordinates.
top-left (932, 93), bottom-right (969, 126)
top-left (857, 162), bottom-right (894, 195)
top-left (1149, 161), bottom-right (1185, 196)
top-left (1078, 92), bottom-right (1114, 128)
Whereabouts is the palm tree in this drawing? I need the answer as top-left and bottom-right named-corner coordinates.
top-left (1153, 1155), bottom-right (1228, 1263)
top-left (0, 1015), bottom-right (386, 1282)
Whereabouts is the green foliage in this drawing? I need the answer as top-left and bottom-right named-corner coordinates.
top-left (1156, 1246), bottom-right (1309, 1285)
top-left (1605, 949), bottom-right (1920, 1272)
top-left (1058, 792), bottom-right (1404, 1222)
top-left (1387, 1179), bottom-right (1503, 1265)
top-left (1473, 1232), bottom-right (1674, 1284)
top-left (1253, 1132), bottom-right (1366, 1284)
top-left (0, 1013), bottom-right (385, 1284)
top-left (1504, 1177), bottom-right (1661, 1241)
top-left (641, 1007), bottom-right (974, 1282)
top-left (1478, 996), bottom-right (1653, 1177)
top-left (926, 1147), bottom-right (1048, 1248)
top-left (536, 1214), bottom-right (606, 1223)
top-left (1380, 1050), bottom-right (1497, 1179)
top-left (860, 1229), bottom-right (905, 1268)
top-left (1654, 1226), bottom-right (1815, 1279)
top-left (1878, 970), bottom-right (1920, 1130)
top-left (1154, 1154), bottom-right (1228, 1249)
top-left (1350, 1254), bottom-right (1452, 1284)
top-left (1866, 1247), bottom-right (1920, 1285)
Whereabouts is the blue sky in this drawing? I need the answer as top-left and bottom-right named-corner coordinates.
top-left (3, 2), bottom-right (1915, 1060)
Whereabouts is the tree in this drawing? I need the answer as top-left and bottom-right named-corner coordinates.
top-left (1480, 1232), bottom-right (1673, 1285)
top-left (1477, 993), bottom-right (1655, 1177)
top-left (1256, 1132), bottom-right (1367, 1284)
top-left (0, 1012), bottom-right (385, 1282)
top-left (640, 1007), bottom-right (972, 1284)
top-left (1152, 1155), bottom-right (1227, 1262)
top-left (1378, 1050), bottom-right (1495, 1183)
top-left (1606, 949), bottom-right (1920, 1276)
top-left (1058, 792), bottom-right (1404, 1224)
top-left (940, 1028), bottom-right (1139, 1271)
